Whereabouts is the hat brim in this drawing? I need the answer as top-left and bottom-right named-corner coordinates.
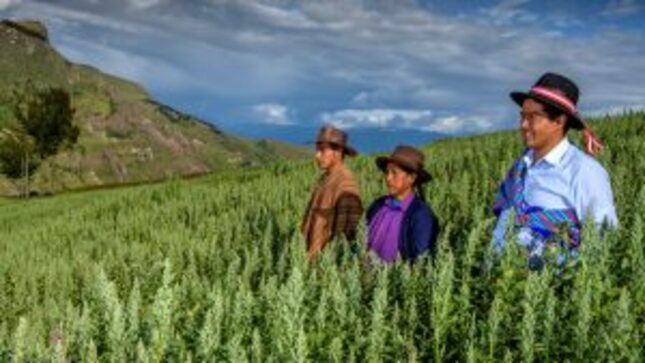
top-left (375, 156), bottom-right (432, 183)
top-left (310, 140), bottom-right (358, 157)
top-left (510, 91), bottom-right (585, 130)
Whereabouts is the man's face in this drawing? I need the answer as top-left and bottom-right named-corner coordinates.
top-left (315, 143), bottom-right (342, 170)
top-left (520, 98), bottom-right (565, 150)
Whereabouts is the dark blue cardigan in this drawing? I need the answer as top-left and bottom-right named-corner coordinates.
top-left (366, 195), bottom-right (440, 262)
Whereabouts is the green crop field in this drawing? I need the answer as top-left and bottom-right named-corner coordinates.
top-left (0, 113), bottom-right (643, 362)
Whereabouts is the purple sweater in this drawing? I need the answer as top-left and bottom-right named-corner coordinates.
top-left (367, 194), bottom-right (415, 263)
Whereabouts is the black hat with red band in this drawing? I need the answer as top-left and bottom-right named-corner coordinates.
top-left (510, 72), bottom-right (585, 130)
top-left (510, 72), bottom-right (603, 155)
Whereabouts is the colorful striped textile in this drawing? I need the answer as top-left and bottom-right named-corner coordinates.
top-left (493, 151), bottom-right (582, 249)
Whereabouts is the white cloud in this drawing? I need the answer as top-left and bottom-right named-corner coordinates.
top-left (0, 0), bottom-right (21, 10)
top-left (421, 115), bottom-right (494, 134)
top-left (240, 1), bottom-right (316, 30)
top-left (253, 103), bottom-right (294, 125)
top-left (478, 0), bottom-right (536, 26)
top-left (321, 109), bottom-right (433, 129)
top-left (351, 91), bottom-right (370, 106)
top-left (321, 109), bottom-right (497, 134)
top-left (11, 2), bottom-right (158, 34)
top-left (127, 0), bottom-right (163, 10)
top-left (603, 0), bottom-right (641, 16)
top-left (41, 11), bottom-right (301, 99)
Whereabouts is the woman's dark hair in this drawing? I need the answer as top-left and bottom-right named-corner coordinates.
top-left (402, 167), bottom-right (427, 202)
top-left (414, 178), bottom-right (427, 202)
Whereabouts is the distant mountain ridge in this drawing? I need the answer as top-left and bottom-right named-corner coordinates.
top-left (0, 19), bottom-right (308, 196)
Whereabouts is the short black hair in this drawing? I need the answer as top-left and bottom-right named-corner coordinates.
top-left (539, 100), bottom-right (571, 133)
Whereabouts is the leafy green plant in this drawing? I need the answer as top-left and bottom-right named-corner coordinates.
top-left (0, 112), bottom-right (642, 360)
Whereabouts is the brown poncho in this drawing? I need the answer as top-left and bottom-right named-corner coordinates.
top-left (301, 164), bottom-right (362, 260)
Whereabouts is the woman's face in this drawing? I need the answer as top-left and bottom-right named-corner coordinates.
top-left (385, 162), bottom-right (417, 199)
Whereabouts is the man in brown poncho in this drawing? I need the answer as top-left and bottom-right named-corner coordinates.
top-left (301, 126), bottom-right (363, 261)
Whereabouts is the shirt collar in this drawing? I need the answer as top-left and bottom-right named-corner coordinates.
top-left (385, 193), bottom-right (415, 211)
top-left (526, 138), bottom-right (570, 167)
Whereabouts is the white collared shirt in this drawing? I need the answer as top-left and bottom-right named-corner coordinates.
top-left (493, 138), bottom-right (618, 252)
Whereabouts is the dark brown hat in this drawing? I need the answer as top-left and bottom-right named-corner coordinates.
top-left (510, 72), bottom-right (586, 130)
top-left (376, 145), bottom-right (432, 183)
top-left (313, 125), bottom-right (358, 157)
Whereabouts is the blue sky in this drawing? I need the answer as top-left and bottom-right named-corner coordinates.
top-left (2, 0), bottom-right (644, 152)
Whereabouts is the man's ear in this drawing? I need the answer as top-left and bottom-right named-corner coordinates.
top-left (555, 114), bottom-right (568, 129)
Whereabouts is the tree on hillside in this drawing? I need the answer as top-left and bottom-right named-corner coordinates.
top-left (0, 82), bottom-right (79, 197)
top-left (0, 127), bottom-right (37, 179)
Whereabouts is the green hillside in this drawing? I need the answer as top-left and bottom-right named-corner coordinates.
top-left (0, 19), bottom-right (308, 196)
top-left (0, 111), bottom-right (642, 361)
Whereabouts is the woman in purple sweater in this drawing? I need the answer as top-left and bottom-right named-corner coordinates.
top-left (366, 145), bottom-right (440, 263)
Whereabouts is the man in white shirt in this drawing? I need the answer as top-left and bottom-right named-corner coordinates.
top-left (492, 72), bottom-right (618, 269)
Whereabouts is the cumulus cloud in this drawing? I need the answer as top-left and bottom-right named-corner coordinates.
top-left (478, 0), bottom-right (536, 26)
top-left (127, 0), bottom-right (164, 10)
top-left (421, 115), bottom-right (494, 134)
top-left (0, 0), bottom-right (21, 11)
top-left (603, 0), bottom-right (641, 16)
top-left (253, 103), bottom-right (294, 125)
top-left (321, 109), bottom-right (434, 130)
top-left (7, 2), bottom-right (158, 34)
top-left (320, 109), bottom-right (495, 134)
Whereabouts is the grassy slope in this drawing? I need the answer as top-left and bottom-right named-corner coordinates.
top-left (0, 19), bottom-right (308, 196)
